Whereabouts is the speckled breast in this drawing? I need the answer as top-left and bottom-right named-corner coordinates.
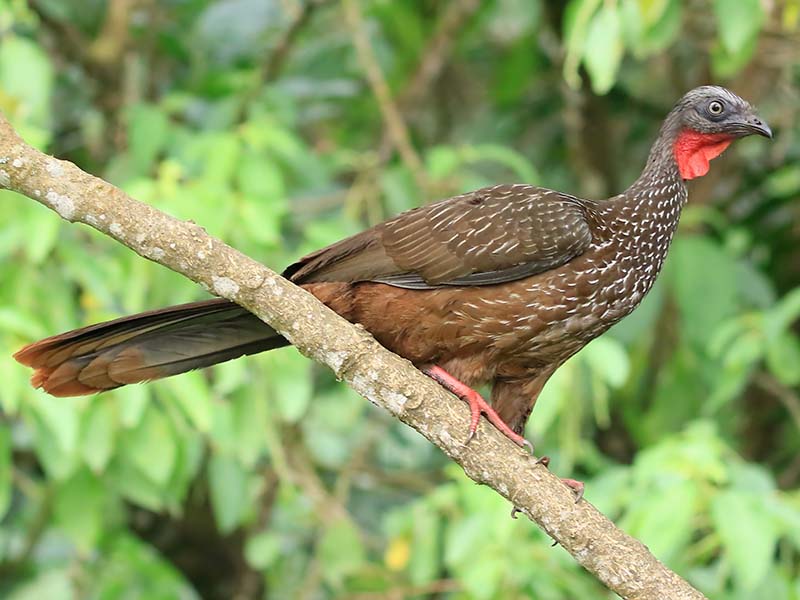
top-left (460, 183), bottom-right (688, 369)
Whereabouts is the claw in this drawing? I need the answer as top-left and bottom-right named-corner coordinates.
top-left (424, 365), bottom-right (533, 451)
top-left (535, 456), bottom-right (584, 502)
top-left (562, 478), bottom-right (585, 503)
top-left (466, 428), bottom-right (476, 445)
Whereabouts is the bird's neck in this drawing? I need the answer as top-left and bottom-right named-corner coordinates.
top-left (626, 117), bottom-right (734, 197)
top-left (621, 132), bottom-right (687, 210)
top-left (593, 127), bottom-right (689, 234)
top-left (595, 118), bottom-right (733, 232)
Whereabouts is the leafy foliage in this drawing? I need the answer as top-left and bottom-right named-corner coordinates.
top-left (1, 0), bottom-right (799, 598)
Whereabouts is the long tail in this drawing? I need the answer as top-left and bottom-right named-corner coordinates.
top-left (13, 299), bottom-right (289, 397)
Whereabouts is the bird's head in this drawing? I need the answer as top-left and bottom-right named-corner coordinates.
top-left (666, 86), bottom-right (771, 180)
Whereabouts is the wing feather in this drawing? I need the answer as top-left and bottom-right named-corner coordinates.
top-left (283, 185), bottom-right (592, 289)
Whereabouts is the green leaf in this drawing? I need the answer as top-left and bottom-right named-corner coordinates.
top-left (128, 103), bottom-right (170, 174)
top-left (766, 332), bottom-right (800, 386)
top-left (714, 0), bottom-right (764, 53)
top-left (711, 35), bottom-right (758, 78)
top-left (765, 287), bottom-right (800, 340)
top-left (426, 146), bottom-right (460, 179)
top-left (209, 454), bottom-right (249, 533)
top-left (210, 400), bottom-right (236, 455)
top-left (265, 350), bottom-right (313, 424)
top-left (118, 385), bottom-right (150, 428)
top-left (459, 555), bottom-right (506, 600)
top-left (303, 388), bottom-right (364, 469)
top-left (0, 355), bottom-right (24, 415)
top-left (319, 519), bottom-right (366, 586)
top-left (671, 237), bottom-right (740, 347)
top-left (764, 165), bottom-right (800, 197)
top-left (245, 531), bottom-right (282, 569)
top-left (0, 426), bottom-right (10, 521)
top-left (633, 0), bottom-right (682, 55)
top-left (735, 261), bottom-right (776, 310)
top-left (719, 328), bottom-right (764, 372)
top-left (583, 6), bottom-right (624, 94)
top-left (711, 490), bottom-right (777, 590)
top-left (728, 461), bottom-right (775, 494)
top-left (164, 434), bottom-right (204, 510)
top-left (176, 131), bottom-right (240, 185)
top-left (620, 0), bottom-right (644, 48)
top-left (29, 394), bottom-right (80, 455)
top-left (164, 372), bottom-right (213, 433)
top-left (113, 459), bottom-right (166, 511)
top-left (236, 153), bottom-right (287, 246)
top-left (28, 408), bottom-right (79, 481)
top-left (623, 480), bottom-right (697, 564)
top-left (7, 569), bottom-right (74, 600)
top-left (766, 496), bottom-right (800, 552)
top-left (583, 336), bottom-right (630, 387)
top-left (125, 406), bottom-right (177, 485)
top-left (409, 504), bottom-right (441, 585)
top-left (562, 0), bottom-right (602, 88)
top-left (23, 208), bottom-right (60, 264)
top-left (90, 534), bottom-right (198, 598)
top-left (459, 144), bottom-right (540, 183)
top-left (0, 307), bottom-right (46, 340)
top-left (0, 35), bottom-right (53, 146)
top-left (231, 389), bottom-right (269, 467)
top-left (638, 0), bottom-right (670, 25)
top-left (237, 151), bottom-right (286, 201)
top-left (444, 515), bottom-right (485, 566)
top-left (82, 397), bottom-right (117, 474)
top-left (54, 469), bottom-right (108, 551)
top-left (239, 196), bottom-right (284, 246)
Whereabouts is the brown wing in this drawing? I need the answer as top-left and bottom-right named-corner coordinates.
top-left (283, 184), bottom-right (592, 289)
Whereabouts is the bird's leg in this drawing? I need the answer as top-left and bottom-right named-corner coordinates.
top-left (422, 365), bottom-right (533, 452)
top-left (535, 456), bottom-right (585, 503)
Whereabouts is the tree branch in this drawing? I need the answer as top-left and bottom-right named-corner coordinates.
top-left (0, 115), bottom-right (705, 599)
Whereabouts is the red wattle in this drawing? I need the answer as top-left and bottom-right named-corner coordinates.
top-left (673, 129), bottom-right (733, 180)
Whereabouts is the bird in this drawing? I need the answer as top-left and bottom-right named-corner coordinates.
top-left (14, 86), bottom-right (771, 476)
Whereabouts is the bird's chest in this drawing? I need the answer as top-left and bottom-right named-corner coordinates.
top-left (482, 209), bottom-right (680, 362)
top-left (561, 234), bottom-right (670, 330)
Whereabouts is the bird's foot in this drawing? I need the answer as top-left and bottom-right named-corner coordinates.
top-left (510, 459), bottom-right (584, 517)
top-left (535, 455), bottom-right (584, 503)
top-left (423, 365), bottom-right (533, 453)
top-left (561, 479), bottom-right (585, 503)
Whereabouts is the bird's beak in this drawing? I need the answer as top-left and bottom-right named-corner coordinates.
top-left (741, 113), bottom-right (772, 138)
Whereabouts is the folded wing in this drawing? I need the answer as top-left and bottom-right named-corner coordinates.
top-left (284, 185), bottom-right (593, 289)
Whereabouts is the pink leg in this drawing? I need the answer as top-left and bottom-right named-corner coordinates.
top-left (423, 365), bottom-right (533, 452)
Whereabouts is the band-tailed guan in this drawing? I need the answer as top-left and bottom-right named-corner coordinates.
top-left (14, 86), bottom-right (771, 454)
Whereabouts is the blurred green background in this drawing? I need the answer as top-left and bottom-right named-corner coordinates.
top-left (0, 0), bottom-right (798, 598)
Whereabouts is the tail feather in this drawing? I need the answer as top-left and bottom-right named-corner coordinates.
top-left (13, 298), bottom-right (288, 397)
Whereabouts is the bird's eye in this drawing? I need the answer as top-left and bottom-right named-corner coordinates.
top-left (708, 100), bottom-right (724, 115)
